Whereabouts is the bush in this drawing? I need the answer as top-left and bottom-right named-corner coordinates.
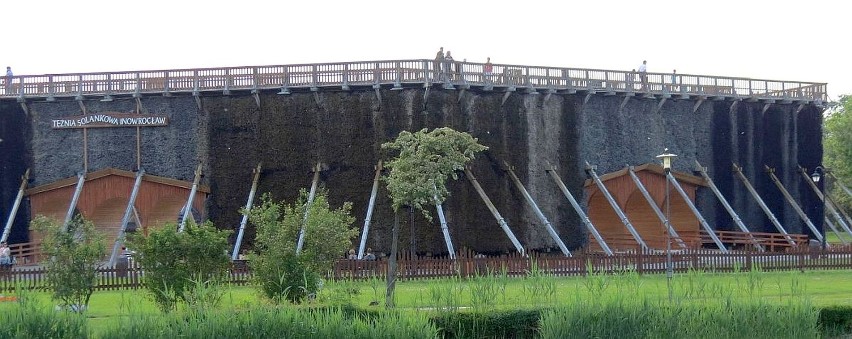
top-left (31, 215), bottom-right (105, 312)
top-left (819, 305), bottom-right (852, 334)
top-left (247, 190), bottom-right (356, 304)
top-left (431, 309), bottom-right (542, 339)
top-left (129, 220), bottom-right (231, 312)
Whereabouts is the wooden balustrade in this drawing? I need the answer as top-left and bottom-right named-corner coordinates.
top-left (0, 60), bottom-right (827, 102)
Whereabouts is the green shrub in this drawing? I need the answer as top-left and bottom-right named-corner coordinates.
top-left (819, 305), bottom-right (852, 335)
top-left (431, 309), bottom-right (542, 339)
top-left (31, 215), bottom-right (105, 313)
top-left (0, 291), bottom-right (88, 338)
top-left (129, 220), bottom-right (231, 312)
top-left (247, 190), bottom-right (357, 304)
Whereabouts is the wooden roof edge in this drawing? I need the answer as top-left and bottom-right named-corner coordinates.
top-left (582, 163), bottom-right (707, 188)
top-left (25, 167), bottom-right (210, 196)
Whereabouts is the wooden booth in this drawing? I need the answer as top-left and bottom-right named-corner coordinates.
top-left (584, 163), bottom-right (706, 252)
top-left (25, 168), bottom-right (208, 246)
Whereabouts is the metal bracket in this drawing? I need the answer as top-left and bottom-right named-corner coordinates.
top-left (693, 97), bottom-right (705, 113)
top-left (618, 95), bottom-right (631, 113)
top-left (501, 91), bottom-right (512, 106)
top-left (652, 97), bottom-right (667, 114)
top-left (730, 100), bottom-right (739, 113)
top-left (762, 103), bottom-right (772, 115)
top-left (252, 91), bottom-right (261, 109)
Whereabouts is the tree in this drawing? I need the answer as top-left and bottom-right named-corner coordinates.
top-left (32, 215), bottom-right (105, 313)
top-left (129, 220), bottom-right (231, 312)
top-left (824, 95), bottom-right (852, 209)
top-left (247, 189), bottom-right (357, 303)
top-left (381, 127), bottom-right (487, 307)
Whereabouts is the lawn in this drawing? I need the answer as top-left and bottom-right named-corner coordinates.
top-left (3, 267), bottom-right (850, 337)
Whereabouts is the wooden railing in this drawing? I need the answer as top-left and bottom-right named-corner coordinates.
top-left (0, 59), bottom-right (828, 102)
top-left (2, 245), bottom-right (850, 292)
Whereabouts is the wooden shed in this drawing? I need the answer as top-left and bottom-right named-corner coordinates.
top-left (584, 163), bottom-right (707, 252)
top-left (25, 168), bottom-right (208, 245)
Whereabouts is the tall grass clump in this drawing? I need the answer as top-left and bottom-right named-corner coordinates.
top-left (523, 259), bottom-right (557, 305)
top-left (0, 288), bottom-right (88, 338)
top-left (103, 306), bottom-right (438, 339)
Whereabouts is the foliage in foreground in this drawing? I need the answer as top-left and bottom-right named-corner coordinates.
top-left (824, 94), bottom-right (852, 210)
top-left (247, 190), bottom-right (357, 303)
top-left (129, 220), bottom-right (231, 312)
top-left (32, 214), bottom-right (105, 312)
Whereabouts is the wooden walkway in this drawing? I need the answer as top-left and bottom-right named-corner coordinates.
top-left (0, 59), bottom-right (827, 104)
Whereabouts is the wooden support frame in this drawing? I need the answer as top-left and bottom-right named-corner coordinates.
top-left (666, 172), bottom-right (728, 253)
top-left (296, 162), bottom-right (322, 254)
top-left (585, 162), bottom-right (648, 251)
top-left (692, 97), bottom-right (705, 113)
top-left (546, 163), bottom-right (611, 255)
top-left (627, 167), bottom-right (687, 249)
top-left (652, 97), bottom-right (667, 115)
top-left (357, 161), bottom-right (383, 259)
top-left (61, 173), bottom-right (86, 233)
top-left (433, 188), bottom-right (456, 259)
top-left (178, 164), bottom-right (203, 232)
top-left (464, 168), bottom-right (525, 256)
top-left (232, 163), bottom-right (262, 261)
top-left (765, 166), bottom-right (823, 242)
top-left (733, 164), bottom-right (797, 245)
top-left (108, 169), bottom-right (145, 267)
top-left (504, 161), bottom-right (571, 256)
top-left (1, 169), bottom-right (29, 243)
top-left (695, 160), bottom-right (763, 251)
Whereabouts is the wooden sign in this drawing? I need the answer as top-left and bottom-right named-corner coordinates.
top-left (51, 112), bottom-right (168, 129)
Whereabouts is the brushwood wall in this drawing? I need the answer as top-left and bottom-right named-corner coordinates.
top-left (1, 88), bottom-right (825, 254)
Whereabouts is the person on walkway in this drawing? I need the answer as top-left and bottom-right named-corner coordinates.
top-left (670, 69), bottom-right (678, 92)
top-left (444, 51), bottom-right (455, 81)
top-left (0, 242), bottom-right (11, 268)
top-left (483, 57), bottom-right (493, 83)
top-left (638, 61), bottom-right (648, 90)
top-left (4, 67), bottom-right (12, 94)
top-left (627, 69), bottom-right (636, 90)
top-left (433, 47), bottom-right (445, 81)
top-left (364, 248), bottom-right (376, 261)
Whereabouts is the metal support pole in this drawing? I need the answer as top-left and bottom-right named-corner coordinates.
top-left (109, 169), bottom-right (145, 267)
top-left (828, 171), bottom-right (852, 199)
top-left (627, 167), bottom-right (687, 249)
top-left (505, 162), bottom-right (571, 256)
top-left (665, 167), bottom-right (673, 301)
top-left (296, 162), bottom-right (321, 254)
top-left (231, 163), bottom-right (262, 261)
top-left (765, 166), bottom-right (822, 242)
top-left (1, 169), bottom-right (29, 244)
top-left (733, 164), bottom-right (796, 246)
top-left (178, 164), bottom-right (202, 232)
top-left (464, 168), bottom-right (525, 256)
top-left (545, 164), bottom-right (611, 255)
top-left (695, 161), bottom-right (763, 251)
top-left (586, 162), bottom-right (648, 251)
top-left (61, 173), bottom-right (86, 233)
top-left (358, 161), bottom-right (382, 259)
top-left (666, 173), bottom-right (728, 253)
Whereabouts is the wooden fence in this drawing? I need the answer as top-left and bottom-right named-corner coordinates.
top-left (2, 245), bottom-right (850, 292)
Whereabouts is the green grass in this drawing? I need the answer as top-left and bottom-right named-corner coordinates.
top-left (2, 269), bottom-right (851, 337)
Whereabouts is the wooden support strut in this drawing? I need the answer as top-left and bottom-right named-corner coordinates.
top-left (232, 163), bottom-right (262, 261)
top-left (626, 167), bottom-right (687, 249)
top-left (433, 187), bottom-right (456, 259)
top-left (695, 160), bottom-right (764, 251)
top-left (61, 173), bottom-right (86, 233)
top-left (464, 168), bottom-right (525, 256)
top-left (733, 164), bottom-right (797, 245)
top-left (799, 166), bottom-right (852, 237)
top-left (1, 169), bottom-right (30, 243)
top-left (765, 166), bottom-right (823, 242)
top-left (504, 161), bottom-right (571, 256)
top-left (666, 172), bottom-right (728, 253)
top-left (545, 163), bottom-right (612, 255)
top-left (357, 161), bottom-right (383, 259)
top-left (296, 162), bottom-right (322, 254)
top-left (108, 169), bottom-right (145, 267)
top-left (585, 162), bottom-right (648, 251)
top-left (178, 164), bottom-right (203, 232)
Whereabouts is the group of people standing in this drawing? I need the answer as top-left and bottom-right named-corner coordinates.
top-left (630, 60), bottom-right (679, 91)
top-left (433, 47), bottom-right (493, 83)
top-left (346, 248), bottom-right (376, 261)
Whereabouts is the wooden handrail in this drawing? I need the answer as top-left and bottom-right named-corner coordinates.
top-left (0, 59), bottom-right (827, 102)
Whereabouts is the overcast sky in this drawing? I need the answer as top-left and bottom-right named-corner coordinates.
top-left (5, 0), bottom-right (848, 101)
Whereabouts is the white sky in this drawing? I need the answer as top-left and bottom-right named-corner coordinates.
top-left (5, 0), bottom-right (849, 101)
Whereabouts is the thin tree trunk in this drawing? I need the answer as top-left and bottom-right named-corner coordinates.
top-left (385, 209), bottom-right (400, 308)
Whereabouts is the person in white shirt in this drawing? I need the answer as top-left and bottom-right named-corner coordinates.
top-left (0, 242), bottom-right (11, 267)
top-left (638, 60), bottom-right (648, 90)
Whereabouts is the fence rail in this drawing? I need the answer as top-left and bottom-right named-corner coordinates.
top-left (0, 59), bottom-right (827, 103)
top-left (2, 246), bottom-right (850, 292)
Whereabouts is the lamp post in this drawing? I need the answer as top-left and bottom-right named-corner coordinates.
top-left (656, 149), bottom-right (677, 302)
top-left (811, 166), bottom-right (826, 250)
